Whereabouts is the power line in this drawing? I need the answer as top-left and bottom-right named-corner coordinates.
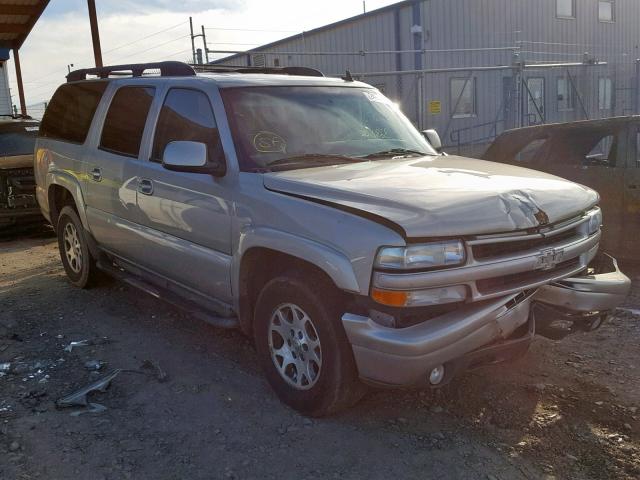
top-left (107, 34), bottom-right (191, 63)
top-left (205, 26), bottom-right (297, 33)
top-left (103, 21), bottom-right (186, 54)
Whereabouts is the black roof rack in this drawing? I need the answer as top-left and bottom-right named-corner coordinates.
top-left (66, 61), bottom-right (196, 82)
top-left (191, 64), bottom-right (324, 77)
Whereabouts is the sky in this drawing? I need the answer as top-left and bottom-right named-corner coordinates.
top-left (8, 0), bottom-right (399, 116)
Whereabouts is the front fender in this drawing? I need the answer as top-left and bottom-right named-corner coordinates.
top-left (46, 170), bottom-right (90, 231)
top-left (233, 226), bottom-right (362, 297)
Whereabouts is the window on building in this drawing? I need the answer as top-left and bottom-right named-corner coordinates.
top-left (598, 0), bottom-right (615, 22)
top-left (556, 0), bottom-right (576, 18)
top-left (100, 86), bottom-right (155, 157)
top-left (450, 78), bottom-right (476, 117)
top-left (598, 77), bottom-right (613, 110)
top-left (40, 82), bottom-right (107, 144)
top-left (526, 77), bottom-right (545, 123)
top-left (273, 58), bottom-right (280, 67)
top-left (557, 77), bottom-right (575, 111)
top-left (152, 88), bottom-right (224, 165)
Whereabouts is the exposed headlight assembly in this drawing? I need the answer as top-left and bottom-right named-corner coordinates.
top-left (586, 207), bottom-right (602, 235)
top-left (374, 240), bottom-right (466, 270)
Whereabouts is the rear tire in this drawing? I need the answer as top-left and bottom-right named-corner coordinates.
top-left (56, 206), bottom-right (99, 288)
top-left (254, 271), bottom-right (366, 416)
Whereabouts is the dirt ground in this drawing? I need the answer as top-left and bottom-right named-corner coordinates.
top-left (1, 232), bottom-right (639, 480)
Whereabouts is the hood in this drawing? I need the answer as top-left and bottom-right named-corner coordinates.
top-left (263, 156), bottom-right (599, 238)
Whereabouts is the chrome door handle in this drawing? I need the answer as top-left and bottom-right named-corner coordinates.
top-left (138, 178), bottom-right (154, 196)
top-left (90, 167), bottom-right (102, 182)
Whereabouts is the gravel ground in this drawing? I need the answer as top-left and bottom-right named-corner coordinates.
top-left (1, 233), bottom-right (639, 480)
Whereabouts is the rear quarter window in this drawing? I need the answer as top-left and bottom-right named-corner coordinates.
top-left (39, 82), bottom-right (107, 144)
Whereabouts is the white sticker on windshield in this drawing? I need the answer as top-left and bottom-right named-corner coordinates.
top-left (362, 90), bottom-right (390, 104)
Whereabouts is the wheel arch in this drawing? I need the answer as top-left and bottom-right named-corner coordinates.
top-left (234, 229), bottom-right (361, 336)
top-left (47, 171), bottom-right (89, 230)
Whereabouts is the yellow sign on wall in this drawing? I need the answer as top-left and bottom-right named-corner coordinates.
top-left (429, 101), bottom-right (442, 114)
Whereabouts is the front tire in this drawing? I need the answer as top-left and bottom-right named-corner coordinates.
top-left (56, 206), bottom-right (98, 288)
top-left (254, 272), bottom-right (365, 416)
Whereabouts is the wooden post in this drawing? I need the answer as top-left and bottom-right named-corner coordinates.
top-left (87, 0), bottom-right (103, 68)
top-left (13, 47), bottom-right (26, 116)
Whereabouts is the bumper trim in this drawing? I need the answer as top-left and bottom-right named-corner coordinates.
top-left (535, 253), bottom-right (631, 312)
top-left (342, 290), bottom-right (535, 386)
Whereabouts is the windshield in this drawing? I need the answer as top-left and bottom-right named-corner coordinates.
top-left (0, 123), bottom-right (38, 156)
top-left (221, 86), bottom-right (436, 171)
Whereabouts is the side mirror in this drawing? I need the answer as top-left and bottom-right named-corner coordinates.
top-left (422, 129), bottom-right (443, 153)
top-left (162, 141), bottom-right (226, 176)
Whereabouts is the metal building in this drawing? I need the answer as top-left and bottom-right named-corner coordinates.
top-left (210, 0), bottom-right (640, 154)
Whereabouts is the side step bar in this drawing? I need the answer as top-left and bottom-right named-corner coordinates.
top-left (96, 260), bottom-right (238, 329)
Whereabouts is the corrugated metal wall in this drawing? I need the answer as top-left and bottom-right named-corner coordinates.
top-left (213, 0), bottom-right (640, 153)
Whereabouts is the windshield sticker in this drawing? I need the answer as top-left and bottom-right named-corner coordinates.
top-left (362, 90), bottom-right (390, 104)
top-left (253, 131), bottom-right (287, 153)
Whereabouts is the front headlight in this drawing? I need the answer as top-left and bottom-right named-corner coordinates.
top-left (586, 208), bottom-right (602, 235)
top-left (374, 240), bottom-right (466, 270)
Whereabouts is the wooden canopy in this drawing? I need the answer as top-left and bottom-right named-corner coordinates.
top-left (0, 0), bottom-right (49, 49)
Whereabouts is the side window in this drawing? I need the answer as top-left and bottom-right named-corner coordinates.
top-left (586, 135), bottom-right (615, 167)
top-left (40, 82), bottom-right (107, 144)
top-left (100, 86), bottom-right (155, 157)
top-left (152, 88), bottom-right (223, 164)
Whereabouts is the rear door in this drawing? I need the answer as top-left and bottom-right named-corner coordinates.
top-left (84, 84), bottom-right (155, 259)
top-left (131, 86), bottom-right (233, 303)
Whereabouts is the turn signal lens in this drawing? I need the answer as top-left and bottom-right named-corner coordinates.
top-left (371, 285), bottom-right (467, 307)
top-left (371, 288), bottom-right (409, 307)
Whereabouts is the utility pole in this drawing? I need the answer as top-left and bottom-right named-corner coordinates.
top-left (189, 17), bottom-right (196, 64)
top-left (189, 19), bottom-right (209, 65)
top-left (201, 25), bottom-right (210, 63)
top-left (87, 0), bottom-right (103, 67)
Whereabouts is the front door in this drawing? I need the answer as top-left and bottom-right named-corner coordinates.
top-left (84, 84), bottom-right (155, 260)
top-left (133, 87), bottom-right (233, 303)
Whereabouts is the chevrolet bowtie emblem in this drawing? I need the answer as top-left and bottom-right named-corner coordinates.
top-left (536, 248), bottom-right (565, 271)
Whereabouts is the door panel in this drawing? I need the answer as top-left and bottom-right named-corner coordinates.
top-left (133, 87), bottom-right (233, 302)
top-left (84, 85), bottom-right (155, 259)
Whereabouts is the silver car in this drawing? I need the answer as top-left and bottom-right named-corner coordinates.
top-left (34, 61), bottom-right (630, 416)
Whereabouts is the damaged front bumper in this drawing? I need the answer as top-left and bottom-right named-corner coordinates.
top-left (533, 253), bottom-right (631, 339)
top-left (342, 253), bottom-right (630, 387)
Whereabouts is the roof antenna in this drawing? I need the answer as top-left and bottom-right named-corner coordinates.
top-left (342, 69), bottom-right (354, 82)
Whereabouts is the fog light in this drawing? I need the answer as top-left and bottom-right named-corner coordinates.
top-left (429, 365), bottom-right (445, 385)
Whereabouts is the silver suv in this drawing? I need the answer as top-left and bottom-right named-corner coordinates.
top-left (35, 62), bottom-right (630, 416)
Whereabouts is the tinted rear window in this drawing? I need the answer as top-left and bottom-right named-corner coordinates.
top-left (100, 86), bottom-right (155, 157)
top-left (40, 82), bottom-right (107, 144)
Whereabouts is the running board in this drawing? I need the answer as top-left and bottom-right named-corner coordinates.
top-left (96, 260), bottom-right (238, 329)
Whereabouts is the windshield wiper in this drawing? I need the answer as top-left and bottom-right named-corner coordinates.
top-left (266, 154), bottom-right (366, 171)
top-left (360, 148), bottom-right (430, 159)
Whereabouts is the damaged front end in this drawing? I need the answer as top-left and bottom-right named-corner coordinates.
top-left (534, 253), bottom-right (631, 339)
top-left (0, 120), bottom-right (42, 230)
top-left (342, 214), bottom-right (630, 388)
